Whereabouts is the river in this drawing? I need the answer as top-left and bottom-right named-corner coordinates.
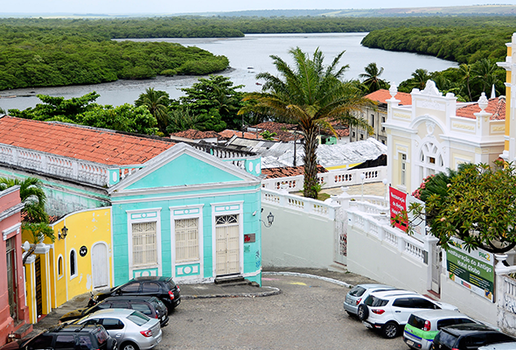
top-left (0, 33), bottom-right (458, 111)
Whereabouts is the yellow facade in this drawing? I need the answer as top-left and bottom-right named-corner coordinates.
top-left (23, 207), bottom-right (112, 323)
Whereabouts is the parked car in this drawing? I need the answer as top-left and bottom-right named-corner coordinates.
top-left (75, 308), bottom-right (162, 350)
top-left (21, 323), bottom-right (116, 350)
top-left (478, 342), bottom-right (516, 349)
top-left (61, 295), bottom-right (169, 327)
top-left (343, 284), bottom-right (396, 317)
top-left (432, 323), bottom-right (516, 350)
top-left (89, 276), bottom-right (181, 313)
top-left (359, 290), bottom-right (458, 339)
top-left (403, 309), bottom-right (476, 350)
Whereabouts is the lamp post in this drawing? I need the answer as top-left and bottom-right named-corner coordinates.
top-left (360, 173), bottom-right (365, 201)
top-left (58, 226), bottom-right (68, 240)
top-left (383, 178), bottom-right (389, 201)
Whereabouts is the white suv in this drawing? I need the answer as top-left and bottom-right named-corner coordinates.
top-left (358, 290), bottom-right (458, 339)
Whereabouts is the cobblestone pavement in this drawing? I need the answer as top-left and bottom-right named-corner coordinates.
top-left (156, 274), bottom-right (407, 350)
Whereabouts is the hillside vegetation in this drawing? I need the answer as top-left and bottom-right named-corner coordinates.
top-left (0, 15), bottom-right (515, 90)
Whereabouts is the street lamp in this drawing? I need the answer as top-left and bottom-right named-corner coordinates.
top-left (383, 178), bottom-right (389, 201)
top-left (360, 173), bottom-right (365, 201)
top-left (261, 210), bottom-right (275, 227)
top-left (58, 226), bottom-right (68, 240)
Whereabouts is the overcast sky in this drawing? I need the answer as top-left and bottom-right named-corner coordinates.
top-left (1, 0), bottom-right (504, 15)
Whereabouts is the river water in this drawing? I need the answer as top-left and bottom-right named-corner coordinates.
top-left (0, 33), bottom-right (457, 111)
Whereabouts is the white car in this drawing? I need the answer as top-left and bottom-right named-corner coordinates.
top-left (358, 290), bottom-right (458, 339)
top-left (343, 284), bottom-right (396, 317)
top-left (75, 308), bottom-right (162, 350)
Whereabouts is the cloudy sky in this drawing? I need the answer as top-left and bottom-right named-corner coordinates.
top-left (1, 0), bottom-right (501, 15)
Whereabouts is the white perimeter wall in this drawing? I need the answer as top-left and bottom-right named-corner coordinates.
top-left (261, 201), bottom-right (335, 268)
top-left (347, 224), bottom-right (428, 294)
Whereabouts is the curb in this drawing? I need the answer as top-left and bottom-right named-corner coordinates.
top-left (263, 271), bottom-right (354, 288)
top-left (182, 286), bottom-right (281, 300)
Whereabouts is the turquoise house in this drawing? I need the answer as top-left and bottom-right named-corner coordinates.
top-left (108, 143), bottom-right (263, 285)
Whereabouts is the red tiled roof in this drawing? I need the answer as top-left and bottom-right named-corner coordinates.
top-left (170, 129), bottom-right (219, 140)
top-left (365, 89), bottom-right (412, 106)
top-left (218, 129), bottom-right (263, 140)
top-left (261, 165), bottom-right (328, 179)
top-left (456, 97), bottom-right (506, 120)
top-left (250, 122), bottom-right (303, 142)
top-left (0, 116), bottom-right (175, 166)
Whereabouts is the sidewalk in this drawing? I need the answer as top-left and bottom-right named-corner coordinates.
top-left (30, 267), bottom-right (375, 334)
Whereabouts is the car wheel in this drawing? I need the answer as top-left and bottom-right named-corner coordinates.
top-left (357, 304), bottom-right (368, 321)
top-left (381, 321), bottom-right (399, 339)
top-left (120, 342), bottom-right (139, 350)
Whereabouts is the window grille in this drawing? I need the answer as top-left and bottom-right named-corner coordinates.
top-left (132, 222), bottom-right (157, 267)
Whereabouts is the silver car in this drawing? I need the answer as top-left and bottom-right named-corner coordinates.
top-left (75, 308), bottom-right (162, 350)
top-left (343, 284), bottom-right (396, 317)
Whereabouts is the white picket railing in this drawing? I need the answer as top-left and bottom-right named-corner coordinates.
top-left (262, 188), bottom-right (339, 220)
top-left (1, 144), bottom-right (110, 186)
top-left (261, 165), bottom-right (388, 191)
top-left (347, 209), bottom-right (426, 263)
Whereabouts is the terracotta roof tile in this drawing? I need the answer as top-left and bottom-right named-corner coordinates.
top-left (0, 116), bottom-right (175, 166)
top-left (250, 122), bottom-right (303, 142)
top-left (261, 165), bottom-right (328, 179)
top-left (365, 89), bottom-right (412, 106)
top-left (217, 129), bottom-right (263, 140)
top-left (456, 97), bottom-right (506, 120)
top-left (169, 129), bottom-right (219, 140)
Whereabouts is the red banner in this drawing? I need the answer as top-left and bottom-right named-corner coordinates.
top-left (389, 187), bottom-right (408, 231)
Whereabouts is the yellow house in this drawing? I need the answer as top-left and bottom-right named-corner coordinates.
top-left (23, 207), bottom-right (112, 324)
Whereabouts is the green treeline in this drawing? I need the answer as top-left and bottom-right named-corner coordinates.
top-left (1, 15), bottom-right (515, 91)
top-left (0, 33), bottom-right (229, 90)
top-left (361, 26), bottom-right (514, 64)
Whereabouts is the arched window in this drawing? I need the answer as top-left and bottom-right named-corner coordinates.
top-left (418, 141), bottom-right (444, 182)
top-left (57, 255), bottom-right (64, 279)
top-left (70, 249), bottom-right (78, 279)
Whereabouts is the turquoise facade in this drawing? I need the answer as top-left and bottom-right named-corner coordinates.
top-left (109, 144), bottom-right (262, 286)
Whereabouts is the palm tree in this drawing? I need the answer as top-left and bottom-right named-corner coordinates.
top-left (359, 63), bottom-right (389, 93)
top-left (239, 47), bottom-right (373, 199)
top-left (406, 69), bottom-right (432, 91)
top-left (135, 88), bottom-right (170, 134)
top-left (0, 177), bottom-right (48, 223)
top-left (458, 63), bottom-right (473, 101)
top-left (471, 58), bottom-right (499, 98)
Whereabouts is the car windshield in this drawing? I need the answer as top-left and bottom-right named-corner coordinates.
top-left (127, 311), bottom-right (151, 326)
top-left (167, 280), bottom-right (176, 289)
top-left (408, 314), bottom-right (426, 330)
top-left (348, 286), bottom-right (366, 297)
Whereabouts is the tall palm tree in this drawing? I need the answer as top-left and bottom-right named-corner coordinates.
top-left (458, 63), bottom-right (473, 101)
top-left (135, 88), bottom-right (170, 134)
top-left (0, 177), bottom-right (48, 223)
top-left (471, 58), bottom-right (499, 98)
top-left (239, 47), bottom-right (373, 199)
top-left (359, 63), bottom-right (389, 93)
top-left (407, 69), bottom-right (432, 91)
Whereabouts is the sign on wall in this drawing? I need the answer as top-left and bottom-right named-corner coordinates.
top-left (389, 187), bottom-right (408, 231)
top-left (446, 238), bottom-right (495, 302)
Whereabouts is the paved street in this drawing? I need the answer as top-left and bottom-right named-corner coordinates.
top-left (156, 274), bottom-right (407, 350)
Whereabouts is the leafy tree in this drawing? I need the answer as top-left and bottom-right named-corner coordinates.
top-left (359, 62), bottom-right (389, 93)
top-left (409, 161), bottom-right (516, 253)
top-left (77, 104), bottom-right (159, 135)
top-left (135, 88), bottom-right (170, 133)
top-left (458, 63), bottom-right (473, 101)
top-left (239, 47), bottom-right (373, 199)
top-left (0, 177), bottom-right (48, 223)
top-left (178, 75), bottom-right (245, 130)
top-left (23, 222), bottom-right (55, 245)
top-left (404, 68), bottom-right (432, 91)
top-left (166, 106), bottom-right (215, 133)
top-left (8, 92), bottom-right (100, 122)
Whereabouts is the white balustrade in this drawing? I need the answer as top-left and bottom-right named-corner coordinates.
top-left (262, 188), bottom-right (338, 220)
top-left (261, 165), bottom-right (388, 191)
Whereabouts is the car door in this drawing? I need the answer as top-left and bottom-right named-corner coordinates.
top-left (118, 282), bottom-right (141, 296)
top-left (130, 301), bottom-right (154, 318)
top-left (391, 298), bottom-right (415, 325)
top-left (100, 318), bottom-right (126, 345)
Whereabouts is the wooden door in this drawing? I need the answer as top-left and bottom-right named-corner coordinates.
top-left (215, 215), bottom-right (240, 276)
top-left (92, 243), bottom-right (109, 288)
